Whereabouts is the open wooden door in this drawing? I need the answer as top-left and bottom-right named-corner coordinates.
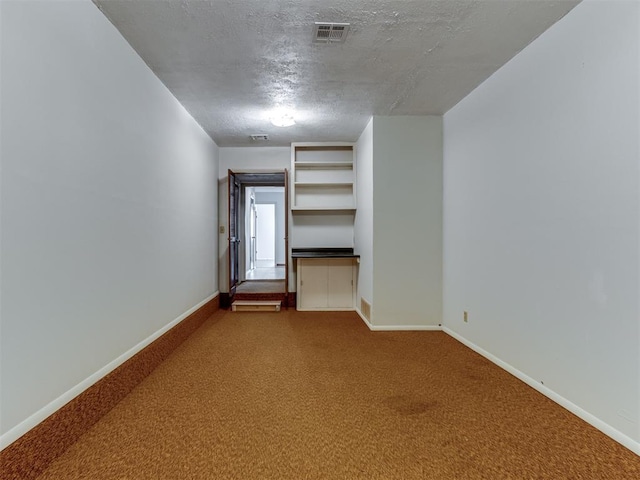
top-left (228, 169), bottom-right (240, 304)
top-left (284, 168), bottom-right (289, 308)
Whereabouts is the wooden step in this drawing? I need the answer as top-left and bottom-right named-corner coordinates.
top-left (231, 300), bottom-right (281, 312)
top-left (234, 292), bottom-right (287, 302)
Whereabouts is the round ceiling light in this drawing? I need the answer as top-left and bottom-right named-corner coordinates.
top-left (269, 111), bottom-right (296, 127)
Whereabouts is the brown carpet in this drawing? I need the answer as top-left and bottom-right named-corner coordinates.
top-left (36, 311), bottom-right (639, 479)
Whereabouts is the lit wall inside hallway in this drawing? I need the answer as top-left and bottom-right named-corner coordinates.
top-left (0, 0), bottom-right (219, 444)
top-left (443, 0), bottom-right (639, 448)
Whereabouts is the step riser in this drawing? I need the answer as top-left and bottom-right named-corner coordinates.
top-left (234, 294), bottom-right (287, 301)
top-left (232, 305), bottom-right (280, 312)
top-left (231, 301), bottom-right (281, 312)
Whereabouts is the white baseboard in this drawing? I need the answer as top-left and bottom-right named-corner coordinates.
top-left (442, 326), bottom-right (640, 456)
top-left (355, 309), bottom-right (442, 331)
top-left (0, 292), bottom-right (219, 450)
top-left (369, 325), bottom-right (442, 331)
top-left (355, 307), bottom-right (372, 328)
top-left (296, 307), bottom-right (356, 312)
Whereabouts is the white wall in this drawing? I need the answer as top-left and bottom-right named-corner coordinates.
top-left (372, 116), bottom-right (443, 327)
top-left (219, 147), bottom-right (292, 173)
top-left (218, 147), bottom-right (290, 290)
top-left (354, 118), bottom-right (374, 315)
top-left (443, 0), bottom-right (639, 450)
top-left (255, 190), bottom-right (286, 265)
top-left (291, 213), bottom-right (355, 249)
top-left (0, 0), bottom-right (218, 444)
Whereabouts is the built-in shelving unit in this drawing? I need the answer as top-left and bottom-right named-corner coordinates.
top-left (291, 143), bottom-right (356, 212)
top-left (296, 257), bottom-right (357, 311)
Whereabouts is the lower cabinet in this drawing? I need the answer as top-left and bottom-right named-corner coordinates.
top-left (296, 258), bottom-right (357, 310)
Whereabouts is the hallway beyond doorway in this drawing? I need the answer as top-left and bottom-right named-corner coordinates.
top-left (235, 280), bottom-right (285, 294)
top-left (245, 265), bottom-right (285, 281)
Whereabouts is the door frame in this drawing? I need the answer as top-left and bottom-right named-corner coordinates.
top-left (225, 170), bottom-right (289, 308)
top-left (249, 192), bottom-right (257, 272)
top-left (227, 169), bottom-right (241, 304)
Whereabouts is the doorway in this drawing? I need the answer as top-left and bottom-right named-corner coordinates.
top-left (256, 203), bottom-right (275, 266)
top-left (245, 186), bottom-right (285, 281)
top-left (226, 171), bottom-right (288, 307)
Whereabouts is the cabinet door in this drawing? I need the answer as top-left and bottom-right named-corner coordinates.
top-left (299, 259), bottom-right (328, 309)
top-left (327, 258), bottom-right (354, 308)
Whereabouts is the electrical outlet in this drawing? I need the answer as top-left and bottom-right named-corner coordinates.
top-left (463, 311), bottom-right (468, 323)
top-left (219, 225), bottom-right (225, 234)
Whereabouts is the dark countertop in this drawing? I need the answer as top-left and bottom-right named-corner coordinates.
top-left (291, 247), bottom-right (360, 258)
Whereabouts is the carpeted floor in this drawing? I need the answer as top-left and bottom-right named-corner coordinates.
top-left (36, 311), bottom-right (639, 479)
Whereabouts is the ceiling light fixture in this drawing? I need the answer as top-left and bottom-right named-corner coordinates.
top-left (269, 111), bottom-right (296, 127)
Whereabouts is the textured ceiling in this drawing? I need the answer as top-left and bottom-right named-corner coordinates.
top-left (93, 0), bottom-right (579, 147)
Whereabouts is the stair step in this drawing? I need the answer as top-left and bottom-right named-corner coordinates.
top-left (234, 293), bottom-right (286, 301)
top-left (232, 300), bottom-right (281, 312)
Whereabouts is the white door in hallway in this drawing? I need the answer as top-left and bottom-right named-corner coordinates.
top-left (255, 203), bottom-right (275, 266)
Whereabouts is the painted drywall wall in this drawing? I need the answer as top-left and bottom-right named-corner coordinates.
top-left (443, 0), bottom-right (639, 449)
top-left (354, 118), bottom-right (374, 318)
top-left (255, 190), bottom-right (286, 265)
top-left (219, 146), bottom-right (292, 173)
top-left (0, 0), bottom-right (218, 441)
top-left (291, 213), bottom-right (355, 249)
top-left (372, 116), bottom-right (443, 327)
top-left (218, 147), bottom-right (290, 290)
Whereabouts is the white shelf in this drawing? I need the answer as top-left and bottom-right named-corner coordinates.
top-left (294, 182), bottom-right (353, 187)
top-left (291, 143), bottom-right (356, 213)
top-left (291, 206), bottom-right (356, 212)
top-left (294, 162), bottom-right (353, 169)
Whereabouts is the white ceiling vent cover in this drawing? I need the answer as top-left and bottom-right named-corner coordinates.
top-left (250, 134), bottom-right (269, 141)
top-left (313, 22), bottom-right (350, 43)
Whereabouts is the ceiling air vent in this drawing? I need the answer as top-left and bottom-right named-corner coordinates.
top-left (250, 134), bottom-right (269, 141)
top-left (313, 22), bottom-right (350, 43)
